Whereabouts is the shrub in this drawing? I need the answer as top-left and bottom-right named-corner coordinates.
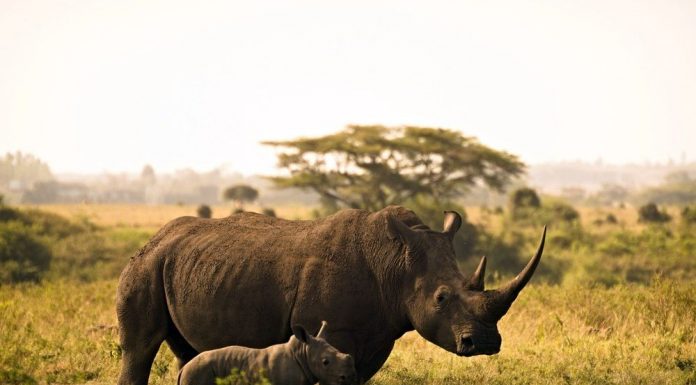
top-left (508, 191), bottom-right (580, 225)
top-left (197, 204), bottom-right (212, 218)
top-left (509, 187), bottom-right (541, 212)
top-left (0, 206), bottom-right (21, 222)
top-left (0, 221), bottom-right (52, 283)
top-left (638, 202), bottom-right (671, 223)
top-left (682, 206), bottom-right (696, 225)
top-left (547, 201), bottom-right (580, 222)
top-left (0, 204), bottom-right (149, 282)
top-left (261, 208), bottom-right (276, 217)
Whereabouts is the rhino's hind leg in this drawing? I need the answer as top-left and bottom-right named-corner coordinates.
top-left (166, 324), bottom-right (199, 369)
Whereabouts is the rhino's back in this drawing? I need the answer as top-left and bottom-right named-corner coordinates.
top-left (145, 210), bottom-right (374, 352)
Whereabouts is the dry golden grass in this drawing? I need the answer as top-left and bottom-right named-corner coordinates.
top-left (18, 203), bottom-right (316, 230)
top-left (1, 280), bottom-right (693, 385)
top-left (18, 203), bottom-right (675, 232)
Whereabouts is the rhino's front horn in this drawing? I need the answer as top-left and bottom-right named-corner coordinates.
top-left (488, 226), bottom-right (546, 319)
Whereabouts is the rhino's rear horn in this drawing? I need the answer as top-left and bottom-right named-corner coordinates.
top-left (466, 256), bottom-right (487, 291)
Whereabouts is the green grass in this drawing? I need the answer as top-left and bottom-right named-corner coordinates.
top-left (0, 279), bottom-right (693, 385)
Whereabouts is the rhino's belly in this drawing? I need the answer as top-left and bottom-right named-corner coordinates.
top-left (163, 249), bottom-right (299, 352)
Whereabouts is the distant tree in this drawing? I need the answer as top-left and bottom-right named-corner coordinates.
top-left (21, 181), bottom-right (89, 204)
top-left (223, 185), bottom-right (259, 210)
top-left (196, 204), bottom-right (212, 218)
top-left (509, 187), bottom-right (541, 212)
top-left (638, 202), bottom-right (671, 223)
top-left (663, 171), bottom-right (692, 184)
top-left (140, 164), bottom-right (156, 184)
top-left (0, 193), bottom-right (4, 206)
top-left (636, 175), bottom-right (696, 205)
top-left (263, 125), bottom-right (524, 212)
top-left (261, 208), bottom-right (277, 217)
top-left (589, 184), bottom-right (630, 206)
top-left (0, 151), bottom-right (53, 186)
top-left (22, 181), bottom-right (58, 203)
top-left (560, 187), bottom-right (587, 204)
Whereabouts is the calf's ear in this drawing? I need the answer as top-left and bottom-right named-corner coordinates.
top-left (292, 324), bottom-right (310, 343)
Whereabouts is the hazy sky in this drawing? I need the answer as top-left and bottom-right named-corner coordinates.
top-left (2, 0), bottom-right (695, 175)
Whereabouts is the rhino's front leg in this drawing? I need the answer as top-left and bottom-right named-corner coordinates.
top-left (356, 342), bottom-right (394, 383)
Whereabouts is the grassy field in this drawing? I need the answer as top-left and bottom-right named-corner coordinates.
top-left (1, 204), bottom-right (695, 385)
top-left (1, 279), bottom-right (693, 385)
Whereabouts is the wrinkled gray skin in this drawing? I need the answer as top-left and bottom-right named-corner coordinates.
top-left (178, 321), bottom-right (357, 385)
top-left (116, 205), bottom-right (545, 385)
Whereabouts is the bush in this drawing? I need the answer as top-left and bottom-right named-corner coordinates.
top-left (196, 204), bottom-right (212, 218)
top-left (638, 202), bottom-right (671, 223)
top-left (509, 187), bottom-right (541, 212)
top-left (0, 204), bottom-right (150, 282)
top-left (47, 227), bottom-right (152, 281)
top-left (681, 206), bottom-right (696, 225)
top-left (0, 221), bottom-right (52, 283)
top-left (261, 208), bottom-right (276, 217)
top-left (0, 206), bottom-right (21, 222)
top-left (547, 201), bottom-right (580, 222)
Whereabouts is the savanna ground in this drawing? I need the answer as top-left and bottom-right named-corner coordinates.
top-left (1, 203), bottom-right (695, 385)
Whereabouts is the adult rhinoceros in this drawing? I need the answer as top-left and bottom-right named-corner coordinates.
top-left (116, 206), bottom-right (545, 385)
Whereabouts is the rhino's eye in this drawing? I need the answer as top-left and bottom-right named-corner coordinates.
top-left (434, 287), bottom-right (451, 307)
top-left (322, 358), bottom-right (330, 366)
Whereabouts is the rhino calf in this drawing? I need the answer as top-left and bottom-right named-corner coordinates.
top-left (178, 321), bottom-right (357, 385)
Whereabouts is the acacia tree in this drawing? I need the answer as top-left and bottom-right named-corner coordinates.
top-left (263, 125), bottom-right (525, 211)
top-left (223, 184), bottom-right (259, 210)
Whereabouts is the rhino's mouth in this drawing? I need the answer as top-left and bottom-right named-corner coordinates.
top-left (456, 335), bottom-right (500, 356)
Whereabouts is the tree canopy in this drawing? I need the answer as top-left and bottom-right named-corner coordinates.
top-left (223, 184), bottom-right (259, 209)
top-left (263, 125), bottom-right (525, 211)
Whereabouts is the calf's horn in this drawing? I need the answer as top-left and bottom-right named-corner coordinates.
top-left (316, 321), bottom-right (328, 339)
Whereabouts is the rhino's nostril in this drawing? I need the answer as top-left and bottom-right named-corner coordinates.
top-left (461, 336), bottom-right (474, 349)
top-left (340, 374), bottom-right (346, 380)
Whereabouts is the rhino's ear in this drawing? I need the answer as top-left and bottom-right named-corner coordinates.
top-left (292, 324), bottom-right (310, 343)
top-left (386, 215), bottom-right (418, 245)
top-left (442, 211), bottom-right (462, 240)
